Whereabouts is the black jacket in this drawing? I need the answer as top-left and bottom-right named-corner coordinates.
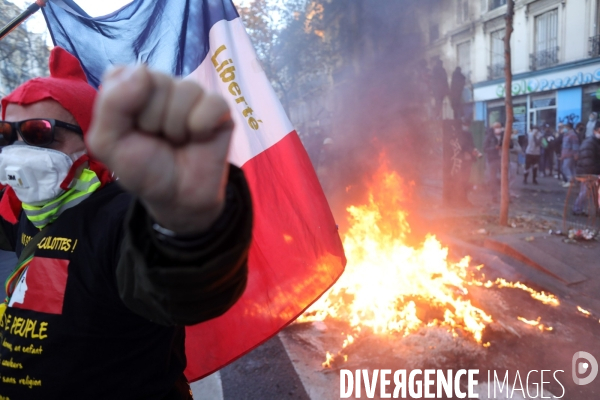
top-left (576, 137), bottom-right (600, 175)
top-left (0, 165), bottom-right (252, 399)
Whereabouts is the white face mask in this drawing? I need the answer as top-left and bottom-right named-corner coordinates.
top-left (595, 132), bottom-right (600, 140)
top-left (0, 142), bottom-right (83, 206)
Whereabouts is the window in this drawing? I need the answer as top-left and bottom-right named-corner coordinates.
top-left (531, 9), bottom-right (558, 70)
top-left (457, 41), bottom-right (471, 79)
top-left (590, 0), bottom-right (600, 56)
top-left (489, 29), bottom-right (505, 79)
top-left (489, 0), bottom-right (506, 11)
top-left (457, 0), bottom-right (469, 24)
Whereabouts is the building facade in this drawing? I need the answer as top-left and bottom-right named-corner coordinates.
top-left (0, 2), bottom-right (49, 98)
top-left (420, 0), bottom-right (600, 132)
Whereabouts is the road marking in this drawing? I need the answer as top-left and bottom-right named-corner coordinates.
top-left (190, 371), bottom-right (223, 400)
top-left (278, 331), bottom-right (338, 400)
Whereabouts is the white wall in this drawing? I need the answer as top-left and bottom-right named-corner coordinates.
top-left (422, 0), bottom-right (598, 88)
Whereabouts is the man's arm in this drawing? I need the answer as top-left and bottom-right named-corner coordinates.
top-left (87, 66), bottom-right (253, 325)
top-left (116, 165), bottom-right (252, 326)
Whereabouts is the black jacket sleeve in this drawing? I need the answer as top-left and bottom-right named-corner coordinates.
top-left (115, 165), bottom-right (253, 326)
top-left (576, 138), bottom-right (600, 175)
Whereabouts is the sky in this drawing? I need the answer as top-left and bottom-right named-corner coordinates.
top-left (8, 0), bottom-right (248, 39)
top-left (9, 0), bottom-right (134, 38)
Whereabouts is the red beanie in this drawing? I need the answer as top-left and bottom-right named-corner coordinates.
top-left (1, 46), bottom-right (96, 133)
top-left (0, 47), bottom-right (113, 224)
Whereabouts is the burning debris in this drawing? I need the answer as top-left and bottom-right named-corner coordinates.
top-left (299, 160), bottom-right (562, 367)
top-left (516, 316), bottom-right (553, 332)
top-left (578, 306), bottom-right (591, 316)
top-left (482, 278), bottom-right (559, 306)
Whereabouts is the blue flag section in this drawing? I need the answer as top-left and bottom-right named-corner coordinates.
top-left (43, 0), bottom-right (239, 87)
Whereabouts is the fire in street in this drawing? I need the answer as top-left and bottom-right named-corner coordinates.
top-left (299, 159), bottom-right (561, 366)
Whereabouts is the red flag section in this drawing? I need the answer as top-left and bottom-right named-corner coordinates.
top-left (185, 132), bottom-right (345, 380)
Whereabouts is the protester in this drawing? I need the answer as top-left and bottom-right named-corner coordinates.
top-left (0, 48), bottom-right (252, 398)
top-left (449, 67), bottom-right (466, 120)
top-left (431, 59), bottom-right (449, 119)
top-left (575, 122), bottom-right (586, 144)
top-left (516, 129), bottom-right (527, 175)
top-left (541, 124), bottom-right (555, 177)
top-left (554, 123), bottom-right (565, 182)
top-left (524, 126), bottom-right (543, 185)
top-left (572, 120), bottom-right (600, 216)
top-left (560, 123), bottom-right (580, 187)
top-left (449, 119), bottom-right (478, 207)
top-left (585, 112), bottom-right (598, 139)
top-left (483, 122), bottom-right (504, 202)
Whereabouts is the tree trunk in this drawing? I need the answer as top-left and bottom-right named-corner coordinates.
top-left (500, 0), bottom-right (515, 225)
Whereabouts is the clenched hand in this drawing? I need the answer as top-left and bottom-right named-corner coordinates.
top-left (87, 65), bottom-right (233, 235)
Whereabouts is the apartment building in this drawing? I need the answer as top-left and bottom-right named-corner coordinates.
top-left (421, 0), bottom-right (600, 132)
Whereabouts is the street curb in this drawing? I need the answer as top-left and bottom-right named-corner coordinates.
top-left (439, 235), bottom-right (600, 315)
top-left (483, 234), bottom-right (587, 285)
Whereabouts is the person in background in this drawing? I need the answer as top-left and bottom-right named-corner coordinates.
top-left (516, 129), bottom-right (527, 175)
top-left (554, 123), bottom-right (565, 182)
top-left (431, 59), bottom-right (449, 119)
top-left (585, 112), bottom-right (598, 139)
top-left (572, 120), bottom-right (600, 216)
top-left (575, 122), bottom-right (586, 145)
top-left (483, 122), bottom-right (504, 202)
top-left (542, 124), bottom-right (555, 177)
top-left (524, 126), bottom-right (543, 185)
top-left (451, 118), bottom-right (478, 207)
top-left (450, 67), bottom-right (466, 120)
top-left (560, 123), bottom-right (580, 187)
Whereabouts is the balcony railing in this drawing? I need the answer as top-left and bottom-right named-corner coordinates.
top-left (488, 63), bottom-right (505, 80)
top-left (589, 35), bottom-right (600, 57)
top-left (529, 46), bottom-right (559, 71)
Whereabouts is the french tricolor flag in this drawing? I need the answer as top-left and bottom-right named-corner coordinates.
top-left (42, 0), bottom-right (345, 381)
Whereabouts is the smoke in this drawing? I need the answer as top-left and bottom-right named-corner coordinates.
top-left (317, 0), bottom-right (433, 231)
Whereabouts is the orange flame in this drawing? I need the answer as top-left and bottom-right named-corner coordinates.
top-left (577, 306), bottom-right (591, 316)
top-left (474, 279), bottom-right (559, 306)
top-left (301, 161), bottom-right (491, 343)
top-left (517, 316), bottom-right (553, 332)
top-left (300, 158), bottom-right (559, 366)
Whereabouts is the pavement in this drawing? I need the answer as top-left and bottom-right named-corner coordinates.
top-left (416, 166), bottom-right (600, 315)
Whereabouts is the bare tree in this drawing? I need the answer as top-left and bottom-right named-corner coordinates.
top-left (238, 0), bottom-right (331, 115)
top-left (0, 2), bottom-right (49, 97)
top-left (500, 0), bottom-right (514, 225)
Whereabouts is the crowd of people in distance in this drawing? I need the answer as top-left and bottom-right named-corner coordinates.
top-left (482, 112), bottom-right (600, 216)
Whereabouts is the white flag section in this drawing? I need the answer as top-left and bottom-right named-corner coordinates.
top-left (187, 19), bottom-right (293, 166)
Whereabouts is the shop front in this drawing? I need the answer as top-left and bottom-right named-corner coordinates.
top-left (473, 59), bottom-right (600, 132)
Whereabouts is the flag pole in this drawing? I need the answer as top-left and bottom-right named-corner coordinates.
top-left (0, 0), bottom-right (48, 42)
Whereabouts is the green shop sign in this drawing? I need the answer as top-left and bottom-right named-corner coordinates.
top-left (495, 68), bottom-right (600, 98)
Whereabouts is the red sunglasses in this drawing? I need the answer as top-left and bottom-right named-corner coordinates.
top-left (0, 119), bottom-right (83, 147)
